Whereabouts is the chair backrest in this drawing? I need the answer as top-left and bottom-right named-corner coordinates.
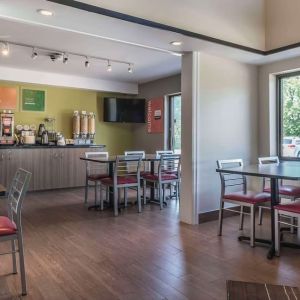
top-left (124, 151), bottom-right (147, 172)
top-left (7, 168), bottom-right (31, 228)
top-left (156, 150), bottom-right (174, 159)
top-left (258, 156), bottom-right (279, 165)
top-left (158, 154), bottom-right (181, 179)
top-left (258, 156), bottom-right (281, 188)
top-left (114, 155), bottom-right (142, 185)
top-left (85, 152), bottom-right (109, 176)
top-left (216, 159), bottom-right (246, 196)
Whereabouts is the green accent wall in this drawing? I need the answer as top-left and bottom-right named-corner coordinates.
top-left (0, 81), bottom-right (134, 155)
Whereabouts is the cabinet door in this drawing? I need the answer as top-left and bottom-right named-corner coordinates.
top-left (74, 148), bottom-right (88, 187)
top-left (15, 149), bottom-right (34, 191)
top-left (0, 150), bottom-right (8, 188)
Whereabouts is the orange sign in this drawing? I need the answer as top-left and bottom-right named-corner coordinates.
top-left (147, 97), bottom-right (164, 133)
top-left (0, 87), bottom-right (17, 110)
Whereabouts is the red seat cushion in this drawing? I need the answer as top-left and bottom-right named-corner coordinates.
top-left (88, 174), bottom-right (109, 181)
top-left (275, 201), bottom-right (300, 214)
top-left (101, 176), bottom-right (138, 185)
top-left (140, 171), bottom-right (151, 177)
top-left (143, 173), bottom-right (178, 181)
top-left (0, 216), bottom-right (17, 236)
top-left (223, 191), bottom-right (271, 204)
top-left (264, 185), bottom-right (300, 197)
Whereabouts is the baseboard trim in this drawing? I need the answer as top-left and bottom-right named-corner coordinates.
top-left (199, 206), bottom-right (242, 224)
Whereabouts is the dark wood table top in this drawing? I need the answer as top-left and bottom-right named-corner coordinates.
top-left (216, 161), bottom-right (300, 180)
top-left (0, 184), bottom-right (6, 196)
top-left (80, 154), bottom-right (178, 163)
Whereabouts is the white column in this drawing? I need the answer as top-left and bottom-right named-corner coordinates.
top-left (180, 52), bottom-right (201, 224)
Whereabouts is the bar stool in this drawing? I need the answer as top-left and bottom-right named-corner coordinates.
top-left (0, 168), bottom-right (31, 296)
top-left (217, 159), bottom-right (270, 247)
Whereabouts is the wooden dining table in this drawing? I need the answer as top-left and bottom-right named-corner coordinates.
top-left (0, 184), bottom-right (6, 197)
top-left (80, 154), bottom-right (167, 210)
top-left (216, 161), bottom-right (300, 259)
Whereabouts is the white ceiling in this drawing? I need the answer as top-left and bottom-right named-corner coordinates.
top-left (0, 0), bottom-right (300, 88)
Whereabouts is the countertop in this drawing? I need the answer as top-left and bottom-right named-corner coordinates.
top-left (0, 144), bottom-right (106, 149)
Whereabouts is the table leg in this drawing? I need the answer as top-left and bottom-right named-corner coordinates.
top-left (267, 177), bottom-right (279, 259)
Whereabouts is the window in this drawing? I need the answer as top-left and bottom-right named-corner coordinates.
top-left (168, 94), bottom-right (181, 154)
top-left (278, 72), bottom-right (300, 159)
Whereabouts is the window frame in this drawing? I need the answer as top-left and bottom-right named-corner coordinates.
top-left (277, 71), bottom-right (300, 161)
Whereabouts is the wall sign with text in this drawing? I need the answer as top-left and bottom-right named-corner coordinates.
top-left (21, 88), bottom-right (46, 112)
top-left (147, 97), bottom-right (164, 134)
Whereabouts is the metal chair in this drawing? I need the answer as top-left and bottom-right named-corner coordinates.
top-left (143, 154), bottom-right (181, 209)
top-left (100, 155), bottom-right (142, 216)
top-left (0, 168), bottom-right (31, 296)
top-left (84, 152), bottom-right (109, 210)
top-left (275, 201), bottom-right (300, 256)
top-left (217, 159), bottom-right (270, 247)
top-left (258, 156), bottom-right (300, 229)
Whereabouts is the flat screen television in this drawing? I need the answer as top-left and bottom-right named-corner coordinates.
top-left (103, 97), bottom-right (146, 123)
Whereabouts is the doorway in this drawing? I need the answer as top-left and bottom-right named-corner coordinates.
top-left (168, 94), bottom-right (181, 153)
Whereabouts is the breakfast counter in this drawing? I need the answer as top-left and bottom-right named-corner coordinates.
top-left (0, 144), bottom-right (106, 191)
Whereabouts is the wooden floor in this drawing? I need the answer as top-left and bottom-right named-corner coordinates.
top-left (0, 188), bottom-right (300, 300)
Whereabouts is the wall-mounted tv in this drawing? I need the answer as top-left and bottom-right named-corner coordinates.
top-left (103, 97), bottom-right (146, 123)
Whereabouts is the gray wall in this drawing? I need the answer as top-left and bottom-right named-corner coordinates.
top-left (132, 74), bottom-right (181, 153)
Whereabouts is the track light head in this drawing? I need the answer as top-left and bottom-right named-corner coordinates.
top-left (31, 48), bottom-right (38, 59)
top-left (85, 57), bottom-right (90, 68)
top-left (128, 64), bottom-right (133, 73)
top-left (107, 60), bottom-right (112, 72)
top-left (63, 53), bottom-right (68, 64)
top-left (1, 42), bottom-right (9, 56)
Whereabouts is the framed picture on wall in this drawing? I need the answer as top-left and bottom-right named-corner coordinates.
top-left (0, 87), bottom-right (18, 110)
top-left (21, 88), bottom-right (46, 112)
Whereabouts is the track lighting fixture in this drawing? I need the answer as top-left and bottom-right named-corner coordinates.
top-left (85, 57), bottom-right (90, 68)
top-left (0, 40), bottom-right (135, 73)
top-left (107, 60), bottom-right (112, 72)
top-left (128, 64), bottom-right (133, 73)
top-left (31, 48), bottom-right (38, 59)
top-left (0, 42), bottom-right (9, 56)
top-left (63, 53), bottom-right (68, 64)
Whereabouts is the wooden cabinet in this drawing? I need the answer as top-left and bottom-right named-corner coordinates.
top-left (0, 146), bottom-right (105, 191)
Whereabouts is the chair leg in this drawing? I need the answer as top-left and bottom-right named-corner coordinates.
top-left (159, 183), bottom-right (163, 210)
top-left (258, 206), bottom-right (263, 225)
top-left (124, 188), bottom-right (128, 207)
top-left (114, 186), bottom-right (119, 217)
top-left (143, 180), bottom-right (147, 205)
top-left (176, 182), bottom-right (180, 201)
top-left (275, 209), bottom-right (280, 256)
top-left (100, 185), bottom-right (104, 211)
top-left (250, 205), bottom-right (255, 248)
top-left (84, 177), bottom-right (88, 204)
top-left (94, 182), bottom-right (98, 206)
top-left (11, 240), bottom-right (17, 274)
top-left (17, 233), bottom-right (27, 296)
top-left (137, 185), bottom-right (141, 213)
top-left (290, 217), bottom-right (296, 234)
top-left (163, 185), bottom-right (166, 203)
top-left (239, 206), bottom-right (244, 230)
top-left (218, 200), bottom-right (224, 236)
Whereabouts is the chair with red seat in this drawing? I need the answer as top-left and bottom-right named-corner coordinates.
top-left (275, 201), bottom-right (300, 256)
top-left (100, 155), bottom-right (142, 216)
top-left (143, 154), bottom-right (181, 209)
top-left (0, 168), bottom-right (31, 296)
top-left (258, 156), bottom-right (300, 228)
top-left (217, 159), bottom-right (270, 247)
top-left (84, 152), bottom-right (109, 209)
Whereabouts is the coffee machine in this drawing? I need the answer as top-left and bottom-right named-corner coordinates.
top-left (0, 112), bottom-right (14, 144)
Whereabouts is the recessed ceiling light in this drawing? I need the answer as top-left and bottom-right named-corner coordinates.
top-left (170, 41), bottom-right (182, 46)
top-left (37, 9), bottom-right (54, 16)
top-left (1, 42), bottom-right (9, 56)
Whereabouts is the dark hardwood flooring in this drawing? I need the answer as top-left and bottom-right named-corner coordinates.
top-left (0, 188), bottom-right (300, 299)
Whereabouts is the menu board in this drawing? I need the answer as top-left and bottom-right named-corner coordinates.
top-left (21, 89), bottom-right (45, 112)
top-left (147, 97), bottom-right (164, 134)
top-left (0, 87), bottom-right (17, 110)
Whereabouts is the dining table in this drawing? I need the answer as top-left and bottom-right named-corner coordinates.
top-left (216, 161), bottom-right (300, 259)
top-left (0, 184), bottom-right (6, 197)
top-left (80, 154), bottom-right (167, 210)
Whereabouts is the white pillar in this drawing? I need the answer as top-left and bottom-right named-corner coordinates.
top-left (180, 52), bottom-right (201, 224)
